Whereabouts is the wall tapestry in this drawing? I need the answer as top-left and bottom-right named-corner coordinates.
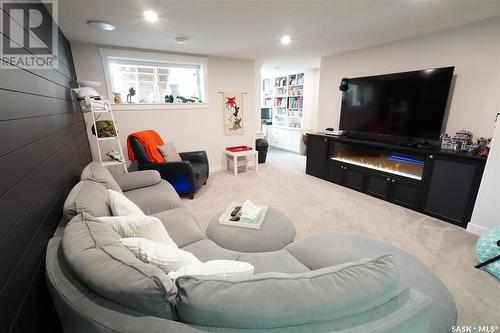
top-left (222, 92), bottom-right (244, 136)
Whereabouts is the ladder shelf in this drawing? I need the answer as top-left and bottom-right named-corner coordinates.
top-left (88, 100), bottom-right (127, 173)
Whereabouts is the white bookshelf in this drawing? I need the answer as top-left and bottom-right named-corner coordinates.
top-left (261, 71), bottom-right (312, 154)
top-left (261, 73), bottom-right (305, 129)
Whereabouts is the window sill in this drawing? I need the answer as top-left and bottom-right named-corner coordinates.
top-left (111, 103), bottom-right (211, 111)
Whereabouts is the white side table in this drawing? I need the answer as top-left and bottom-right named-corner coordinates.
top-left (224, 149), bottom-right (258, 176)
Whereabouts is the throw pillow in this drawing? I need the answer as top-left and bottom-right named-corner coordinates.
top-left (168, 260), bottom-right (254, 280)
top-left (81, 162), bottom-right (123, 193)
top-left (158, 143), bottom-right (182, 162)
top-left (476, 226), bottom-right (500, 279)
top-left (107, 189), bottom-right (144, 216)
top-left (120, 238), bottom-right (201, 272)
top-left (99, 215), bottom-right (177, 248)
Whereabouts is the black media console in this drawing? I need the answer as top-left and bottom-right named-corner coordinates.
top-left (306, 133), bottom-right (486, 228)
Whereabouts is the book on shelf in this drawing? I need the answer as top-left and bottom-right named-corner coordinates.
top-left (274, 97), bottom-right (287, 107)
top-left (289, 86), bottom-right (303, 96)
top-left (262, 79), bottom-right (271, 92)
top-left (274, 77), bottom-right (286, 87)
top-left (297, 73), bottom-right (304, 85)
top-left (274, 87), bottom-right (287, 96)
top-left (288, 96), bottom-right (303, 109)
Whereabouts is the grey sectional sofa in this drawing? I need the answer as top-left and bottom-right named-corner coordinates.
top-left (46, 163), bottom-right (457, 333)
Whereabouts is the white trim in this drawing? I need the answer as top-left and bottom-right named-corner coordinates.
top-left (98, 48), bottom-right (208, 103)
top-left (112, 103), bottom-right (211, 111)
top-left (466, 223), bottom-right (490, 235)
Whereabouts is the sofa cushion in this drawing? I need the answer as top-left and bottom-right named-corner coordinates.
top-left (107, 189), bottom-right (145, 216)
top-left (181, 239), bottom-right (239, 262)
top-left (81, 162), bottom-right (123, 193)
top-left (152, 208), bottom-right (206, 248)
top-left (62, 180), bottom-right (111, 224)
top-left (237, 250), bottom-right (309, 274)
top-left (175, 254), bottom-right (399, 329)
top-left (62, 213), bottom-right (177, 319)
top-left (125, 180), bottom-right (184, 215)
top-left (168, 260), bottom-right (254, 280)
top-left (99, 215), bottom-right (177, 248)
top-left (114, 170), bottom-right (161, 191)
top-left (285, 232), bottom-right (457, 333)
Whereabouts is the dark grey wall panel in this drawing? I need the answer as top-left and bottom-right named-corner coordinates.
top-left (0, 89), bottom-right (74, 121)
top-left (0, 122), bottom-right (83, 196)
top-left (0, 60), bottom-right (71, 99)
top-left (0, 112), bottom-right (82, 156)
top-left (0, 1), bottom-right (91, 332)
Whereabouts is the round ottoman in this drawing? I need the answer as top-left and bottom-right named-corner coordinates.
top-left (206, 208), bottom-right (296, 252)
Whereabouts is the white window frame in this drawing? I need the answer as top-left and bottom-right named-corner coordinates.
top-left (99, 48), bottom-right (208, 105)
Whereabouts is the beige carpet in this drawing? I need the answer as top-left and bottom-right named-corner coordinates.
top-left (183, 148), bottom-right (499, 327)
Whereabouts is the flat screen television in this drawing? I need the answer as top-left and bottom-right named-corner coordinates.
top-left (339, 66), bottom-right (454, 141)
top-left (261, 107), bottom-right (272, 120)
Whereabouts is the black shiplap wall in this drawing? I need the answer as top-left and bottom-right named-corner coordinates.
top-left (0, 1), bottom-right (91, 332)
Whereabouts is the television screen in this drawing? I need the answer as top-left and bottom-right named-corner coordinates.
top-left (261, 107), bottom-right (272, 120)
top-left (339, 67), bottom-right (454, 140)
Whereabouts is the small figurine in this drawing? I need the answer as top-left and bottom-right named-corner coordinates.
top-left (106, 150), bottom-right (123, 162)
top-left (175, 95), bottom-right (196, 103)
top-left (127, 87), bottom-right (136, 103)
top-left (112, 92), bottom-right (122, 104)
top-left (441, 130), bottom-right (491, 155)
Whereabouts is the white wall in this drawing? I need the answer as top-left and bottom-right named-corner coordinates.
top-left (317, 18), bottom-right (500, 138)
top-left (71, 42), bottom-right (257, 172)
top-left (311, 68), bottom-right (321, 131)
top-left (468, 118), bottom-right (500, 234)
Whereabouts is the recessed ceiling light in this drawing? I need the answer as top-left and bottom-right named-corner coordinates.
top-left (143, 10), bottom-right (159, 22)
top-left (174, 37), bottom-right (187, 45)
top-left (280, 35), bottom-right (291, 45)
top-left (87, 20), bottom-right (116, 31)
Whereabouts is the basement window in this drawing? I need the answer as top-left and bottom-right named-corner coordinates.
top-left (100, 48), bottom-right (207, 104)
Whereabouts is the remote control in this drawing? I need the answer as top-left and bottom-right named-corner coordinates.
top-left (230, 206), bottom-right (241, 217)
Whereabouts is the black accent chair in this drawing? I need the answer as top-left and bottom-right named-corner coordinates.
top-left (130, 137), bottom-right (208, 199)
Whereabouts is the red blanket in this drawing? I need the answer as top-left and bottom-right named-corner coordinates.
top-left (127, 130), bottom-right (165, 163)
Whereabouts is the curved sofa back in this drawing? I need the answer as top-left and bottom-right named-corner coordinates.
top-left (47, 235), bottom-right (433, 333)
top-left (175, 254), bottom-right (400, 329)
top-left (62, 212), bottom-right (177, 319)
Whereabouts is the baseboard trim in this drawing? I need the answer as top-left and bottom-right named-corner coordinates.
top-left (466, 223), bottom-right (490, 235)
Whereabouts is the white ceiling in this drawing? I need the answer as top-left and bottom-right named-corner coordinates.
top-left (58, 0), bottom-right (500, 69)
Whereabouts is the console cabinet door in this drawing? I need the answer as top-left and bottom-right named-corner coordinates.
top-left (423, 155), bottom-right (483, 226)
top-left (327, 161), bottom-right (346, 184)
top-left (366, 174), bottom-right (391, 199)
top-left (389, 179), bottom-right (421, 209)
top-left (345, 166), bottom-right (364, 191)
top-left (306, 136), bottom-right (328, 178)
